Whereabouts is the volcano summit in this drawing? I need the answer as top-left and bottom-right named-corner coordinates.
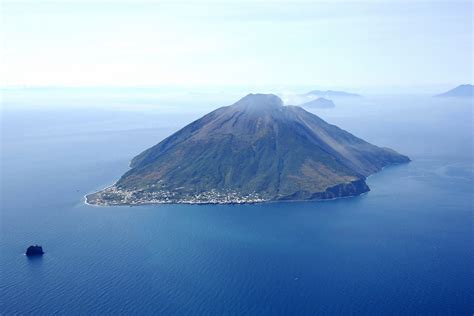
top-left (86, 94), bottom-right (409, 205)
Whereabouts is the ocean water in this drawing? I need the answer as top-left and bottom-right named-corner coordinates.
top-left (1, 92), bottom-right (473, 314)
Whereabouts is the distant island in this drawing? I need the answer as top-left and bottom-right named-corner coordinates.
top-left (305, 89), bottom-right (361, 98)
top-left (86, 94), bottom-right (409, 206)
top-left (435, 84), bottom-right (473, 98)
top-left (299, 97), bottom-right (335, 109)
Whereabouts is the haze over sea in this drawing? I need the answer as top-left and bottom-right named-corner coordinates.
top-left (1, 88), bottom-right (473, 314)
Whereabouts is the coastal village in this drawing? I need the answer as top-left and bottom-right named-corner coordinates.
top-left (87, 185), bottom-right (267, 206)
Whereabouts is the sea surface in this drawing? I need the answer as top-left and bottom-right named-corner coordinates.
top-left (1, 90), bottom-right (473, 314)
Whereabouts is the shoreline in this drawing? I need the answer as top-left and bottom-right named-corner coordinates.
top-left (84, 180), bottom-right (370, 207)
top-left (83, 161), bottom-right (409, 207)
top-left (84, 190), bottom-right (371, 207)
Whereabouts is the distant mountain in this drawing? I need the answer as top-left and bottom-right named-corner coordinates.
top-left (305, 90), bottom-right (361, 98)
top-left (86, 94), bottom-right (409, 205)
top-left (300, 97), bottom-right (335, 109)
top-left (435, 84), bottom-right (473, 98)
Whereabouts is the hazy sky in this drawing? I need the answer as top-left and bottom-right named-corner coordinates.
top-left (1, 0), bottom-right (472, 91)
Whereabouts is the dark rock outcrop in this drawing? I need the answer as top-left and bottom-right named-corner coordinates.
top-left (25, 245), bottom-right (44, 256)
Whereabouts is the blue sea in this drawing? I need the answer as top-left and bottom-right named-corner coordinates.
top-left (1, 90), bottom-right (473, 315)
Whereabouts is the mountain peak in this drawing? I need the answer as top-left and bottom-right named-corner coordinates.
top-left (232, 93), bottom-right (283, 111)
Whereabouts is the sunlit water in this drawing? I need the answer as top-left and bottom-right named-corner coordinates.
top-left (1, 92), bottom-right (473, 314)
